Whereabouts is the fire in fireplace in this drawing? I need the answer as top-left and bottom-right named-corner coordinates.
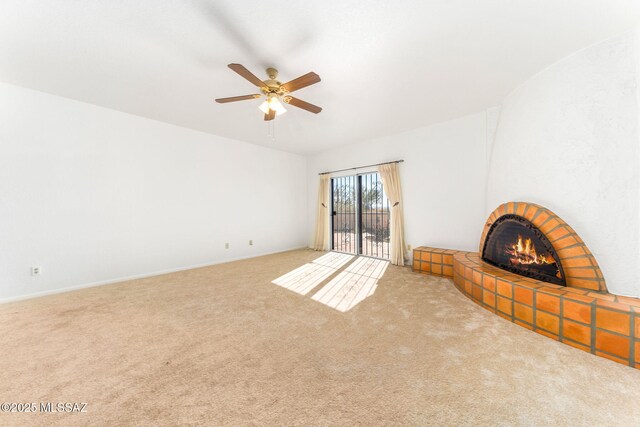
top-left (482, 214), bottom-right (565, 285)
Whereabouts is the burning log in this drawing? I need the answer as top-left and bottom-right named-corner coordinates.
top-left (506, 235), bottom-right (553, 266)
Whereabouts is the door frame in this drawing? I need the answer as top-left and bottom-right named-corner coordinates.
top-left (330, 172), bottom-right (388, 259)
top-left (330, 174), bottom-right (360, 255)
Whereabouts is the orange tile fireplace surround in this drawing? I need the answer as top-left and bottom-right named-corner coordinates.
top-left (413, 202), bottom-right (640, 369)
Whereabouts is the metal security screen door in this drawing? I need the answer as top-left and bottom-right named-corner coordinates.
top-left (360, 172), bottom-right (391, 258)
top-left (331, 172), bottom-right (391, 259)
top-left (331, 175), bottom-right (357, 254)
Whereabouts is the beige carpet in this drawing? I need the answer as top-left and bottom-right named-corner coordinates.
top-left (1, 249), bottom-right (639, 426)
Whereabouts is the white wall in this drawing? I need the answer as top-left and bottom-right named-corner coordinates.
top-left (5, 30), bottom-right (640, 302)
top-left (0, 82), bottom-right (308, 302)
top-left (486, 30), bottom-right (640, 297)
top-left (307, 112), bottom-right (490, 257)
top-left (306, 29), bottom-right (640, 298)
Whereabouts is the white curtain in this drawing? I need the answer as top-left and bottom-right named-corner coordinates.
top-left (313, 174), bottom-right (331, 251)
top-left (379, 163), bottom-right (406, 265)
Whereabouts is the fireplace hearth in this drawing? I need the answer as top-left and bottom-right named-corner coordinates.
top-left (414, 202), bottom-right (640, 370)
top-left (482, 214), bottom-right (565, 285)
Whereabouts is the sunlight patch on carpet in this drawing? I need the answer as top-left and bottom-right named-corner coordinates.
top-left (311, 257), bottom-right (389, 312)
top-left (271, 252), bottom-right (354, 295)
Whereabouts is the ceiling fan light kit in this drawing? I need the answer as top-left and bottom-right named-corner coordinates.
top-left (258, 94), bottom-right (287, 115)
top-left (215, 63), bottom-right (322, 121)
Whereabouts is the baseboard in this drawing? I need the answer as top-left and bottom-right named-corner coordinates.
top-left (0, 246), bottom-right (309, 304)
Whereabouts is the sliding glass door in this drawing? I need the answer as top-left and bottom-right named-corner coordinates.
top-left (360, 172), bottom-right (391, 259)
top-left (331, 175), bottom-right (357, 254)
top-left (331, 172), bottom-right (390, 259)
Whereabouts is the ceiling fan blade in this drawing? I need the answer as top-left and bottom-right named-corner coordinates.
top-left (281, 72), bottom-right (321, 93)
top-left (228, 63), bottom-right (267, 88)
top-left (264, 109), bottom-right (276, 121)
top-left (283, 96), bottom-right (322, 114)
top-left (215, 94), bottom-right (262, 103)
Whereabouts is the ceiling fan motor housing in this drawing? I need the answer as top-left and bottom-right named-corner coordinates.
top-left (266, 67), bottom-right (278, 79)
top-left (262, 68), bottom-right (286, 94)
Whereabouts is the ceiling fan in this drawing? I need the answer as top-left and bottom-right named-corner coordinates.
top-left (215, 64), bottom-right (322, 121)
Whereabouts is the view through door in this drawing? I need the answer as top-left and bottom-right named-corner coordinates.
top-left (331, 172), bottom-right (390, 259)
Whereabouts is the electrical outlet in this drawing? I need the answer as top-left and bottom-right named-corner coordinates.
top-left (249, 240), bottom-right (253, 246)
top-left (407, 244), bottom-right (412, 251)
top-left (225, 243), bottom-right (229, 249)
top-left (31, 266), bottom-right (41, 276)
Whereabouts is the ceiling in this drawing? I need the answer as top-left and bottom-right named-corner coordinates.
top-left (1, 1), bottom-right (640, 155)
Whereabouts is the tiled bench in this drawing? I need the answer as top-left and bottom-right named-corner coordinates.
top-left (412, 247), bottom-right (460, 278)
top-left (453, 252), bottom-right (639, 368)
top-left (413, 246), bottom-right (640, 369)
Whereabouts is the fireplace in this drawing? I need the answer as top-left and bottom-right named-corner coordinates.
top-left (477, 202), bottom-right (606, 292)
top-left (416, 201), bottom-right (640, 370)
top-left (482, 214), bottom-right (565, 285)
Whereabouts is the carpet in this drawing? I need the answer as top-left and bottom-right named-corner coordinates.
top-left (1, 249), bottom-right (639, 426)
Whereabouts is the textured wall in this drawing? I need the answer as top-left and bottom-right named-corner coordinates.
top-left (486, 30), bottom-right (640, 297)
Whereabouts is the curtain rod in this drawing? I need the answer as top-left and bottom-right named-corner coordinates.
top-left (319, 160), bottom-right (404, 175)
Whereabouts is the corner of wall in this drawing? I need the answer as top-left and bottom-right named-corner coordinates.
top-left (631, 24), bottom-right (640, 297)
top-left (484, 106), bottom-right (502, 217)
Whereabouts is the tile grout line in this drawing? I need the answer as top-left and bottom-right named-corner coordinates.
top-left (630, 312), bottom-right (635, 367)
top-left (590, 300), bottom-right (597, 354)
top-left (532, 290), bottom-right (537, 331)
top-left (559, 294), bottom-right (564, 343)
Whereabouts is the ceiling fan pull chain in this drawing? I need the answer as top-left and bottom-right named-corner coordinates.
top-left (267, 120), bottom-right (275, 140)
